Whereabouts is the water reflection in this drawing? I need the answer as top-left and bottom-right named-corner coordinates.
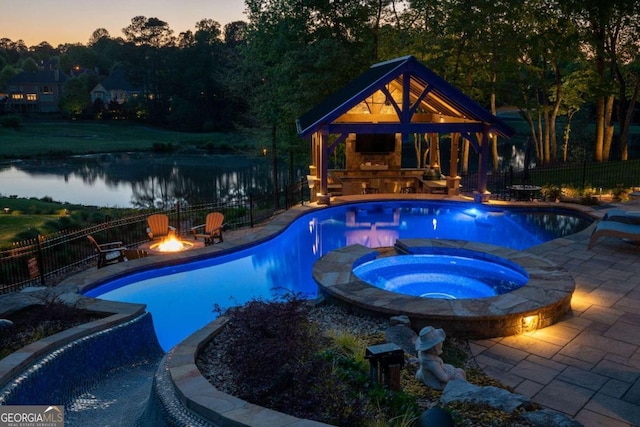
top-left (0, 153), bottom-right (301, 208)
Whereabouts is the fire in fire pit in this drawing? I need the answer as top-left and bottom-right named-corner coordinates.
top-left (149, 233), bottom-right (195, 253)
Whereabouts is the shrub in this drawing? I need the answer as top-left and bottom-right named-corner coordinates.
top-left (214, 294), bottom-right (334, 410)
top-left (612, 184), bottom-right (630, 201)
top-left (541, 184), bottom-right (562, 202)
top-left (0, 114), bottom-right (22, 129)
top-left (213, 294), bottom-right (421, 425)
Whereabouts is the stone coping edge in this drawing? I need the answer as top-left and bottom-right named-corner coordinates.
top-left (166, 317), bottom-right (332, 427)
top-left (312, 239), bottom-right (576, 338)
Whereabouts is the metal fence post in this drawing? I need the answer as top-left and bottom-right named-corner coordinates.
top-left (285, 185), bottom-right (289, 209)
top-left (176, 201), bottom-right (181, 235)
top-left (36, 235), bottom-right (45, 287)
top-left (582, 160), bottom-right (587, 190)
top-left (249, 193), bottom-right (254, 228)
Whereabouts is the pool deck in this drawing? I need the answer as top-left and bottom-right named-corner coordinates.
top-left (2, 194), bottom-right (640, 426)
top-left (469, 201), bottom-right (640, 427)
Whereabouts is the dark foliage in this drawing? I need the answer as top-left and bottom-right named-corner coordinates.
top-left (213, 294), bottom-right (420, 425)
top-left (0, 297), bottom-right (109, 359)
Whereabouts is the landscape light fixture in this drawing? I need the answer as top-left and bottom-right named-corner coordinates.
top-left (307, 175), bottom-right (316, 190)
top-left (521, 314), bottom-right (539, 333)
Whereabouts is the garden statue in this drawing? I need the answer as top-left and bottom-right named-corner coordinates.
top-left (415, 326), bottom-right (466, 390)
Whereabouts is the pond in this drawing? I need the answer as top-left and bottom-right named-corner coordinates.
top-left (0, 153), bottom-right (303, 208)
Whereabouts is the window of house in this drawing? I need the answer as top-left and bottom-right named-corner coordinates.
top-left (41, 86), bottom-right (53, 94)
top-left (27, 93), bottom-right (37, 101)
top-left (11, 94), bottom-right (24, 100)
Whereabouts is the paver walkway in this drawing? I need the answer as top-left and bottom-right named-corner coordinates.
top-left (470, 202), bottom-right (640, 427)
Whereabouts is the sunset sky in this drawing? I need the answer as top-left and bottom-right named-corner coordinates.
top-left (0, 0), bottom-right (247, 47)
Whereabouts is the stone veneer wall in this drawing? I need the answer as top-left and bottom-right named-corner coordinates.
top-left (345, 133), bottom-right (402, 172)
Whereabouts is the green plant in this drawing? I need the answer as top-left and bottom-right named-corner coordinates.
top-left (325, 329), bottom-right (369, 364)
top-left (0, 295), bottom-right (109, 359)
top-left (541, 184), bottom-right (562, 201)
top-left (213, 295), bottom-right (424, 426)
top-left (580, 188), bottom-right (600, 205)
top-left (612, 184), bottom-right (630, 201)
top-left (214, 294), bottom-right (363, 421)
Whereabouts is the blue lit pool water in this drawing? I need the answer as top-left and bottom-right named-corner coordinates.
top-left (352, 251), bottom-right (529, 299)
top-left (83, 201), bottom-right (591, 350)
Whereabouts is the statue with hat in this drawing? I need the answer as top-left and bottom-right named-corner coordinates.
top-left (415, 326), bottom-right (466, 390)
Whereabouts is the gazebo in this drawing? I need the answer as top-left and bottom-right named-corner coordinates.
top-left (296, 55), bottom-right (514, 203)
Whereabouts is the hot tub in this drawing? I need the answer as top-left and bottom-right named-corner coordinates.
top-left (313, 239), bottom-right (576, 338)
top-left (352, 250), bottom-right (529, 299)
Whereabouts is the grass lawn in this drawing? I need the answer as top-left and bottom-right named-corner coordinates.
top-left (0, 214), bottom-right (59, 244)
top-left (0, 196), bottom-right (84, 245)
top-left (0, 120), bottom-right (251, 158)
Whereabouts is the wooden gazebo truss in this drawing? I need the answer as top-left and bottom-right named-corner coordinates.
top-left (296, 55), bottom-right (514, 203)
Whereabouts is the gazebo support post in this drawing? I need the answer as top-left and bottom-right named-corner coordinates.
top-left (446, 132), bottom-right (461, 196)
top-left (317, 130), bottom-right (330, 205)
top-left (475, 125), bottom-right (491, 203)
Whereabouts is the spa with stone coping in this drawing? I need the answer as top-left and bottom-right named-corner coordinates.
top-left (313, 238), bottom-right (576, 338)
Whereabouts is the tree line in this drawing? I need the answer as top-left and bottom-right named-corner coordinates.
top-left (1, 0), bottom-right (639, 169)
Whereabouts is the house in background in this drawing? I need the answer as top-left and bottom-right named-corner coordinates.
top-left (6, 66), bottom-right (69, 113)
top-left (90, 68), bottom-right (141, 109)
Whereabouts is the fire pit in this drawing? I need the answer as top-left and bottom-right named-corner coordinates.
top-left (139, 232), bottom-right (204, 255)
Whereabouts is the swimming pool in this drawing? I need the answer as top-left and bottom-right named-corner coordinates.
top-left (83, 200), bottom-right (592, 350)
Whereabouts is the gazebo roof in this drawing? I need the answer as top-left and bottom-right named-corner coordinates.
top-left (296, 55), bottom-right (514, 139)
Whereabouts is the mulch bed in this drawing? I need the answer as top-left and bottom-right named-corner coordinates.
top-left (0, 304), bottom-right (109, 359)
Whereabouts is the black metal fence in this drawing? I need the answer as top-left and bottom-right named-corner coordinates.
top-left (3, 159), bottom-right (639, 294)
top-left (0, 179), bottom-right (310, 294)
top-left (461, 158), bottom-right (640, 197)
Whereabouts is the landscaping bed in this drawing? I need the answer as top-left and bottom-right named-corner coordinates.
top-left (0, 301), bottom-right (110, 359)
top-left (196, 295), bottom-right (540, 427)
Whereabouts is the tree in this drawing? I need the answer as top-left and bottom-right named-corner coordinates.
top-left (569, 0), bottom-right (640, 161)
top-left (58, 44), bottom-right (99, 74)
top-left (0, 38), bottom-right (28, 64)
top-left (223, 21), bottom-right (248, 47)
top-left (552, 68), bottom-right (593, 162)
top-left (21, 57), bottom-right (39, 72)
top-left (122, 16), bottom-right (176, 124)
top-left (31, 42), bottom-right (56, 62)
top-left (396, 0), bottom-right (523, 172)
top-left (240, 0), bottom-right (380, 195)
top-left (89, 28), bottom-right (111, 46)
top-left (60, 74), bottom-right (92, 117)
top-left (490, 0), bottom-right (582, 167)
top-left (88, 30), bottom-right (126, 75)
top-left (167, 19), bottom-right (231, 131)
top-left (122, 16), bottom-right (175, 48)
top-left (0, 64), bottom-right (19, 90)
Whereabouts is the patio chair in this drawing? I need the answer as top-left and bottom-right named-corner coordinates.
top-left (191, 212), bottom-right (225, 245)
top-left (601, 208), bottom-right (640, 225)
top-left (146, 214), bottom-right (176, 240)
top-left (588, 220), bottom-right (640, 249)
top-left (87, 235), bottom-right (127, 268)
